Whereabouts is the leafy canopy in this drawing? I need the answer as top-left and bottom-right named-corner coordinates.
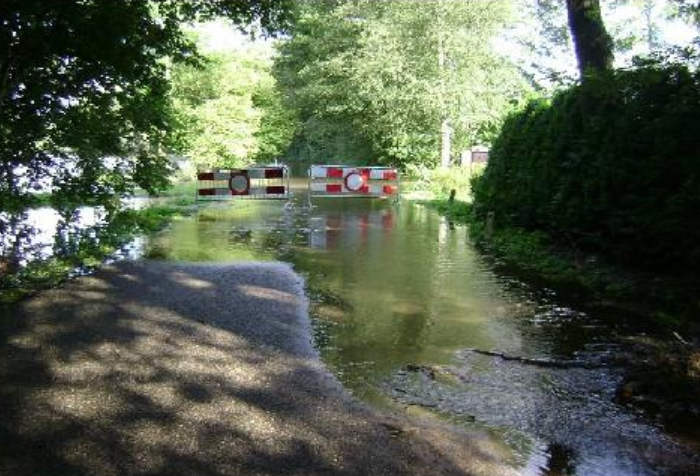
top-left (274, 0), bottom-right (529, 167)
top-left (170, 36), bottom-right (298, 171)
top-left (0, 0), bottom-right (292, 216)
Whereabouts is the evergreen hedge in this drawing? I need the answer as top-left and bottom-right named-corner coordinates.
top-left (472, 63), bottom-right (700, 270)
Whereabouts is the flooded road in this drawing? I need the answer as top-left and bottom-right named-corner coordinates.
top-left (43, 182), bottom-right (699, 475)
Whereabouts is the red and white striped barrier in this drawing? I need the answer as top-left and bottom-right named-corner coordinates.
top-left (308, 165), bottom-right (399, 201)
top-left (197, 166), bottom-right (290, 201)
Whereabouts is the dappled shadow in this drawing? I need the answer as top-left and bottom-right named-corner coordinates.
top-left (0, 261), bottom-right (515, 476)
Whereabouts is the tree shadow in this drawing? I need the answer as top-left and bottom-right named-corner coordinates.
top-left (0, 261), bottom-right (514, 476)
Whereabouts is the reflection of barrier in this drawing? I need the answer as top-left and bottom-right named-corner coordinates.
top-left (308, 165), bottom-right (399, 204)
top-left (310, 211), bottom-right (394, 250)
top-left (196, 166), bottom-right (290, 201)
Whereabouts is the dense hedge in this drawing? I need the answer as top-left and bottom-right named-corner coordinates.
top-left (472, 63), bottom-right (700, 270)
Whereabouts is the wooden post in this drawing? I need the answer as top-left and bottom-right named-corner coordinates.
top-left (485, 211), bottom-right (495, 240)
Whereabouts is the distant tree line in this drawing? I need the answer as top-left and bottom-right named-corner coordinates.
top-left (272, 0), bottom-right (528, 168)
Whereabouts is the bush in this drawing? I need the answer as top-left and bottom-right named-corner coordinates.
top-left (472, 63), bottom-right (700, 270)
top-left (405, 163), bottom-right (484, 201)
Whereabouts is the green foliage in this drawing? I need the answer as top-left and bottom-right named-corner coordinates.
top-left (170, 42), bottom-right (298, 169)
top-left (253, 74), bottom-right (300, 163)
top-left (0, 0), bottom-right (292, 219)
top-left (274, 0), bottom-right (528, 167)
top-left (151, 181), bottom-right (200, 199)
top-left (404, 164), bottom-right (484, 202)
top-left (429, 199), bottom-right (473, 223)
top-left (672, 0), bottom-right (700, 26)
top-left (473, 61), bottom-right (700, 270)
top-left (513, 1), bottom-right (699, 92)
top-left (172, 51), bottom-right (260, 168)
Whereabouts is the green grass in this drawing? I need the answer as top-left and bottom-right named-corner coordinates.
top-left (402, 165), bottom-right (484, 202)
top-left (134, 181), bottom-right (199, 199)
top-left (154, 181), bottom-right (199, 198)
top-left (427, 198), bottom-right (472, 223)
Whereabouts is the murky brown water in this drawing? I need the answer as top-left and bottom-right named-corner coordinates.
top-left (61, 181), bottom-right (700, 475)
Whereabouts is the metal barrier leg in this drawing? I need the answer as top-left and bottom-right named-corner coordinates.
top-left (307, 167), bottom-right (315, 209)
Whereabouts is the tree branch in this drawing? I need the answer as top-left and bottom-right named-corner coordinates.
top-left (0, 52), bottom-right (13, 109)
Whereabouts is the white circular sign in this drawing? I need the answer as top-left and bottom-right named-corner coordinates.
top-left (344, 172), bottom-right (365, 192)
top-left (229, 174), bottom-right (249, 194)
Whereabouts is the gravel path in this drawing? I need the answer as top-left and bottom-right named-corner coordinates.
top-left (0, 261), bottom-right (515, 476)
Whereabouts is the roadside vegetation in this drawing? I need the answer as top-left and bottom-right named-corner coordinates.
top-left (2, 1), bottom-right (697, 324)
top-left (417, 59), bottom-right (700, 331)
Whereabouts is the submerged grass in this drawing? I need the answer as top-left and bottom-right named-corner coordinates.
top-left (423, 197), bottom-right (699, 332)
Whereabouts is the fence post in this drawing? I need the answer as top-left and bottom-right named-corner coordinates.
top-left (485, 211), bottom-right (495, 240)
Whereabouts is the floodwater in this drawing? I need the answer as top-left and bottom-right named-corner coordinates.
top-left (9, 183), bottom-right (699, 475)
top-left (144, 181), bottom-right (699, 476)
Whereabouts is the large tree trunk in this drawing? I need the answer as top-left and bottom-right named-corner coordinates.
top-left (566, 0), bottom-right (614, 77)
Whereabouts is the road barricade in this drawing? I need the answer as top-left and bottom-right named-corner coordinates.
top-left (308, 165), bottom-right (399, 203)
top-left (196, 166), bottom-right (290, 201)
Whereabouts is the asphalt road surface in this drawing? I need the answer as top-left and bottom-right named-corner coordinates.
top-left (0, 261), bottom-right (514, 476)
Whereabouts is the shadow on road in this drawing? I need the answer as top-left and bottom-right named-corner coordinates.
top-left (0, 261), bottom-right (513, 476)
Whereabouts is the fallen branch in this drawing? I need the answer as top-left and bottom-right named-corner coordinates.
top-left (672, 331), bottom-right (690, 346)
top-left (462, 348), bottom-right (603, 369)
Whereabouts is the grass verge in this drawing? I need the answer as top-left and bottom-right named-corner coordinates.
top-left (426, 198), bottom-right (699, 330)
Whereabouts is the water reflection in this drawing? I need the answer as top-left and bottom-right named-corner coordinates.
top-left (143, 188), bottom-right (700, 475)
top-left (6, 185), bottom-right (697, 475)
top-left (309, 210), bottom-right (394, 250)
top-left (146, 193), bottom-right (521, 386)
top-left (1, 208), bottom-right (100, 264)
top-left (0, 206), bottom-right (143, 296)
top-left (0, 212), bottom-right (37, 274)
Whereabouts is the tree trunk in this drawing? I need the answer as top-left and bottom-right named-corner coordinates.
top-left (643, 0), bottom-right (659, 52)
top-left (566, 0), bottom-right (614, 78)
top-left (437, 0), bottom-right (451, 168)
top-left (0, 53), bottom-right (12, 108)
top-left (440, 119), bottom-right (452, 168)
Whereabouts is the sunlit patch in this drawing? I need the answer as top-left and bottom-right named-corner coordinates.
top-left (390, 300), bottom-right (424, 317)
top-left (9, 320), bottom-right (73, 350)
top-left (170, 272), bottom-right (214, 289)
top-left (72, 290), bottom-right (106, 301)
top-left (689, 352), bottom-right (700, 379)
top-left (313, 303), bottom-right (346, 321)
top-left (45, 388), bottom-right (121, 419)
top-left (237, 284), bottom-right (296, 303)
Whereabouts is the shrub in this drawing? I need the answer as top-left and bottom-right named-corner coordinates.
top-left (405, 163), bottom-right (484, 201)
top-left (472, 63), bottom-right (700, 270)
